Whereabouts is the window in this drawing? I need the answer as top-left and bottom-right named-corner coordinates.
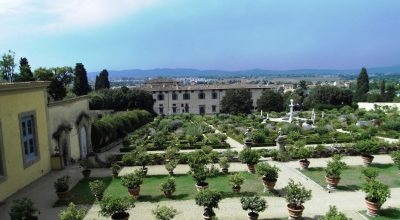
top-left (212, 105), bottom-right (217, 112)
top-left (19, 113), bottom-right (39, 166)
top-left (183, 93), bottom-right (190, 100)
top-left (172, 93), bottom-right (178, 100)
top-left (159, 107), bottom-right (164, 114)
top-left (184, 104), bottom-right (189, 112)
top-left (212, 92), bottom-right (218, 99)
top-left (172, 107), bottom-right (177, 113)
top-left (0, 120), bottom-right (5, 179)
top-left (198, 92), bottom-right (205, 99)
top-left (157, 94), bottom-right (164, 101)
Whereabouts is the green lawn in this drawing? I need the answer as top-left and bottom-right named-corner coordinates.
top-left (56, 172), bottom-right (277, 206)
top-left (300, 164), bottom-right (400, 191)
top-left (359, 208), bottom-right (400, 220)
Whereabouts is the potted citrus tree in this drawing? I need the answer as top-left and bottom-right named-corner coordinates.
top-left (240, 196), bottom-right (267, 220)
top-left (111, 163), bottom-right (121, 177)
top-left (294, 146), bottom-right (313, 169)
top-left (9, 198), bottom-right (39, 220)
top-left (136, 151), bottom-right (151, 176)
top-left (362, 179), bottom-right (391, 216)
top-left (99, 195), bottom-right (135, 220)
top-left (354, 140), bottom-right (380, 166)
top-left (160, 177), bottom-right (176, 198)
top-left (319, 206), bottom-right (349, 220)
top-left (391, 151), bottom-right (400, 170)
top-left (60, 202), bottom-right (87, 220)
top-left (219, 156), bottom-right (230, 174)
top-left (165, 159), bottom-right (178, 176)
top-left (79, 159), bottom-right (92, 179)
top-left (192, 165), bottom-right (209, 191)
top-left (89, 180), bottom-right (106, 201)
top-left (283, 179), bottom-right (312, 219)
top-left (121, 170), bottom-right (144, 197)
top-left (54, 175), bottom-right (70, 200)
top-left (325, 155), bottom-right (347, 189)
top-left (195, 189), bottom-right (222, 220)
top-left (255, 162), bottom-right (280, 191)
top-left (152, 205), bottom-right (178, 220)
top-left (228, 172), bottom-right (245, 193)
top-left (239, 148), bottom-right (261, 173)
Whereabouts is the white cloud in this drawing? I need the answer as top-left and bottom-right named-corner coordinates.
top-left (0, 0), bottom-right (164, 33)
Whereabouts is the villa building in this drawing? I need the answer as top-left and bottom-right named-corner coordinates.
top-left (0, 82), bottom-right (92, 202)
top-left (144, 79), bottom-right (274, 115)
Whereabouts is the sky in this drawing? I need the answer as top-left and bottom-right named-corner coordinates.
top-left (0, 0), bottom-right (400, 72)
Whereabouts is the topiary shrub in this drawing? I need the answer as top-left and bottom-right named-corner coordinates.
top-left (319, 206), bottom-right (349, 220)
top-left (238, 148), bottom-right (261, 165)
top-left (283, 179), bottom-right (312, 210)
top-left (240, 195), bottom-right (267, 218)
top-left (59, 203), bottom-right (87, 220)
top-left (99, 195), bottom-right (135, 219)
top-left (325, 155), bottom-right (347, 179)
top-left (152, 205), bottom-right (178, 220)
top-left (195, 189), bottom-right (222, 218)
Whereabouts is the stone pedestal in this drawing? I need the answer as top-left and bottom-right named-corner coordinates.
top-left (275, 135), bottom-right (285, 152)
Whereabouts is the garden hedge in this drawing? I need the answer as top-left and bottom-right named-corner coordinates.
top-left (92, 110), bottom-right (153, 151)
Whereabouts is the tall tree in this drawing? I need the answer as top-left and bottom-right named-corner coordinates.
top-left (257, 90), bottom-right (284, 112)
top-left (73, 63), bottom-right (91, 96)
top-left (220, 88), bottom-right (253, 114)
top-left (354, 67), bottom-right (369, 102)
top-left (34, 66), bottom-right (73, 101)
top-left (0, 50), bottom-right (16, 82)
top-left (386, 85), bottom-right (396, 102)
top-left (95, 69), bottom-right (110, 90)
top-left (15, 57), bottom-right (34, 81)
top-left (380, 80), bottom-right (385, 97)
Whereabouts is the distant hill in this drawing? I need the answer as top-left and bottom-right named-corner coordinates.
top-left (88, 65), bottom-right (400, 80)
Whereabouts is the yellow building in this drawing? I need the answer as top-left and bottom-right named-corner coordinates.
top-left (0, 82), bottom-right (52, 201)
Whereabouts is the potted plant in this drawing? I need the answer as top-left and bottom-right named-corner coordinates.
top-left (255, 162), bottom-right (280, 191)
top-left (319, 206), bottom-right (349, 220)
top-left (111, 163), bottom-right (121, 177)
top-left (325, 155), bottom-right (347, 189)
top-left (60, 202), bottom-right (87, 220)
top-left (195, 189), bottom-right (222, 220)
top-left (160, 177), bottom-right (176, 198)
top-left (228, 172), bottom-right (245, 193)
top-left (283, 179), bottom-right (312, 219)
top-left (121, 170), bottom-right (144, 197)
top-left (362, 179), bottom-right (391, 216)
top-left (239, 148), bottom-right (261, 173)
top-left (240, 196), bottom-right (267, 220)
top-left (219, 156), bottom-right (230, 174)
top-left (9, 198), bottom-right (39, 220)
top-left (79, 159), bottom-right (92, 179)
top-left (99, 195), bottom-right (135, 220)
top-left (192, 165), bottom-right (209, 191)
top-left (54, 175), bottom-right (70, 200)
top-left (165, 146), bottom-right (179, 161)
top-left (294, 146), bottom-right (313, 169)
top-left (136, 151), bottom-right (151, 176)
top-left (165, 159), bottom-right (178, 176)
top-left (152, 205), bottom-right (178, 220)
top-left (354, 140), bottom-right (380, 166)
top-left (89, 180), bottom-right (106, 201)
top-left (391, 151), bottom-right (400, 170)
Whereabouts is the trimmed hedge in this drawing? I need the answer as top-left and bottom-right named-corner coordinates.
top-left (92, 110), bottom-right (153, 151)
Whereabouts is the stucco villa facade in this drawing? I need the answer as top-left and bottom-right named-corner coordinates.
top-left (0, 82), bottom-right (92, 202)
top-left (144, 79), bottom-right (274, 115)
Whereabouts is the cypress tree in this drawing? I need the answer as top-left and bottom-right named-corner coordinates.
top-left (379, 80), bottom-right (385, 96)
top-left (354, 67), bottom-right (369, 102)
top-left (73, 63), bottom-right (91, 96)
top-left (95, 69), bottom-right (110, 90)
top-left (17, 57), bottom-right (34, 81)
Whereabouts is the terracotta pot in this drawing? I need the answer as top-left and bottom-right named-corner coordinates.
top-left (164, 190), bottom-right (172, 198)
top-left (299, 159), bottom-right (310, 169)
top-left (232, 186), bottom-right (241, 193)
top-left (248, 212), bottom-right (259, 220)
top-left (247, 164), bottom-right (256, 173)
top-left (202, 213), bottom-right (214, 220)
top-left (222, 168), bottom-right (229, 174)
top-left (168, 171), bottom-right (174, 176)
top-left (56, 190), bottom-right (70, 200)
top-left (112, 172), bottom-right (119, 178)
top-left (142, 167), bottom-right (148, 176)
top-left (262, 177), bottom-right (277, 191)
top-left (196, 182), bottom-right (209, 191)
top-left (361, 155), bottom-right (374, 166)
top-left (287, 204), bottom-right (304, 219)
top-left (82, 169), bottom-right (91, 179)
top-left (111, 212), bottom-right (129, 220)
top-left (128, 186), bottom-right (140, 197)
top-left (325, 176), bottom-right (341, 189)
top-left (365, 198), bottom-right (380, 216)
top-left (95, 194), bottom-right (103, 201)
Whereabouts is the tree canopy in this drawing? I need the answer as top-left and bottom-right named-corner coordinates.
top-left (95, 69), bottom-right (110, 90)
top-left (354, 67), bottom-right (369, 102)
top-left (257, 89), bottom-right (284, 112)
top-left (0, 50), bottom-right (16, 82)
top-left (304, 85), bottom-right (353, 110)
top-left (73, 63), bottom-right (91, 96)
top-left (220, 88), bottom-right (254, 114)
top-left (14, 57), bottom-right (34, 82)
top-left (34, 66), bottom-right (73, 101)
